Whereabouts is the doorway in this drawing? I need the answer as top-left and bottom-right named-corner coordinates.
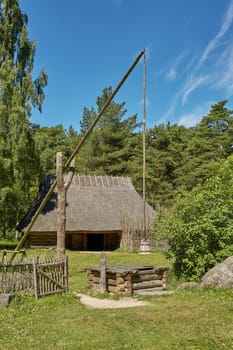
top-left (87, 234), bottom-right (104, 251)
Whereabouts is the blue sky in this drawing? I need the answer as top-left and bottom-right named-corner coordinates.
top-left (21, 0), bottom-right (233, 131)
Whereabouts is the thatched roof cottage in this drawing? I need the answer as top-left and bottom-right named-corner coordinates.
top-left (18, 175), bottom-right (155, 251)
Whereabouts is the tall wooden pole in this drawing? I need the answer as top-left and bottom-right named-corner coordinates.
top-left (10, 50), bottom-right (145, 263)
top-left (56, 152), bottom-right (66, 259)
top-left (143, 49), bottom-right (147, 239)
top-left (56, 152), bottom-right (75, 259)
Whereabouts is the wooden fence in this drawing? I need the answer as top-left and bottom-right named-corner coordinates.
top-left (0, 253), bottom-right (68, 299)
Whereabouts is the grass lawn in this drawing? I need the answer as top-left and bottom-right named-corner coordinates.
top-left (0, 250), bottom-right (233, 350)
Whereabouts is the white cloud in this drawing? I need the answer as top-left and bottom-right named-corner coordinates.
top-left (199, 0), bottom-right (233, 66)
top-left (179, 0), bottom-right (233, 104)
top-left (166, 67), bottom-right (177, 81)
top-left (139, 97), bottom-right (150, 107)
top-left (215, 45), bottom-right (233, 96)
top-left (178, 113), bottom-right (201, 127)
top-left (160, 93), bottom-right (180, 124)
top-left (165, 52), bottom-right (186, 81)
top-left (177, 102), bottom-right (214, 127)
top-left (161, 0), bottom-right (233, 126)
top-left (182, 75), bottom-right (210, 104)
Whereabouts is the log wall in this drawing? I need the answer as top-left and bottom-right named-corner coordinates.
top-left (86, 265), bottom-right (169, 295)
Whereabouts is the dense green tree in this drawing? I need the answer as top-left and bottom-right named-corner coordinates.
top-left (32, 124), bottom-right (80, 177)
top-left (80, 106), bottom-right (96, 134)
top-left (77, 86), bottom-right (140, 176)
top-left (0, 0), bottom-right (47, 235)
top-left (176, 100), bottom-right (233, 190)
top-left (154, 155), bottom-right (233, 281)
top-left (145, 123), bottom-right (192, 208)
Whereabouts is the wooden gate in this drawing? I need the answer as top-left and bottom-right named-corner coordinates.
top-left (33, 256), bottom-right (68, 299)
top-left (0, 253), bottom-right (68, 299)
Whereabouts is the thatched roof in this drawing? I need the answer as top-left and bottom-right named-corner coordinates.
top-left (18, 175), bottom-right (155, 233)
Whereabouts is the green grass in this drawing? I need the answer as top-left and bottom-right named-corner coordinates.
top-left (0, 239), bottom-right (18, 250)
top-left (0, 250), bottom-right (233, 349)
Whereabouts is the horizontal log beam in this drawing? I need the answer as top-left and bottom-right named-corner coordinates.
top-left (132, 280), bottom-right (163, 290)
top-left (132, 274), bottom-right (161, 282)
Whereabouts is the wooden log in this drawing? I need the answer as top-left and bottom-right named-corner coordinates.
top-left (108, 285), bottom-right (117, 293)
top-left (137, 267), bottom-right (169, 275)
top-left (92, 276), bottom-right (100, 284)
top-left (100, 252), bottom-right (107, 293)
top-left (92, 270), bottom-right (100, 277)
top-left (107, 278), bottom-right (117, 286)
top-left (106, 273), bottom-right (118, 280)
top-left (87, 275), bottom-right (94, 283)
top-left (125, 272), bottom-right (133, 296)
top-left (117, 284), bottom-right (126, 292)
top-left (162, 270), bottom-right (169, 289)
top-left (132, 273), bottom-right (162, 282)
top-left (137, 269), bottom-right (157, 275)
top-left (132, 280), bottom-right (163, 290)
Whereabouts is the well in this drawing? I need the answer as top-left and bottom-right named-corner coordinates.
top-left (86, 264), bottom-right (169, 295)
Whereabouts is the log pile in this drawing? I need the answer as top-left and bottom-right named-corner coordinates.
top-left (86, 265), bottom-right (169, 295)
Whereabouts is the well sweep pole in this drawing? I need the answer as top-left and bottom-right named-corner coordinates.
top-left (10, 50), bottom-right (145, 262)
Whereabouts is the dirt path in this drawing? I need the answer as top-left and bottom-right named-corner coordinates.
top-left (75, 293), bottom-right (150, 309)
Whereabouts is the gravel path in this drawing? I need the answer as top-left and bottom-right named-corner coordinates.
top-left (75, 293), bottom-right (150, 309)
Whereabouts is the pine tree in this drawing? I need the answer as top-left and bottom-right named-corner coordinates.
top-left (32, 124), bottom-right (78, 177)
top-left (0, 0), bottom-right (47, 235)
top-left (145, 123), bottom-right (192, 208)
top-left (176, 100), bottom-right (233, 190)
top-left (77, 86), bottom-right (139, 176)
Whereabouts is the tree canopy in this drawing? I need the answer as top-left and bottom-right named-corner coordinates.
top-left (76, 86), bottom-right (140, 177)
top-left (154, 155), bottom-right (233, 280)
top-left (0, 0), bottom-right (47, 235)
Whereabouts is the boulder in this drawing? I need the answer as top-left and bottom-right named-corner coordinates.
top-left (201, 256), bottom-right (233, 288)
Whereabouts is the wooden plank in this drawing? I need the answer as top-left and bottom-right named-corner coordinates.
top-left (132, 273), bottom-right (162, 282)
top-left (132, 280), bottom-right (163, 290)
top-left (36, 267), bottom-right (65, 291)
top-left (107, 278), bottom-right (117, 286)
top-left (32, 261), bottom-right (38, 299)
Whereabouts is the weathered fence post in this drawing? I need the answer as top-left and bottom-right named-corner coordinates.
top-left (64, 255), bottom-right (69, 292)
top-left (32, 260), bottom-right (38, 299)
top-left (56, 152), bottom-right (75, 260)
top-left (100, 251), bottom-right (107, 293)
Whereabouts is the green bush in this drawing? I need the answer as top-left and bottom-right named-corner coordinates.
top-left (154, 156), bottom-right (233, 281)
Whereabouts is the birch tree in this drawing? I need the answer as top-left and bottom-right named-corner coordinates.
top-left (0, 0), bottom-right (47, 236)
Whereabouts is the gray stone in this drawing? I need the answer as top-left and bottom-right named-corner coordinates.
top-left (201, 256), bottom-right (233, 288)
top-left (0, 294), bottom-right (11, 307)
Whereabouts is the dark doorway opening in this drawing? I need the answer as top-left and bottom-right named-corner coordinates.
top-left (87, 234), bottom-right (104, 251)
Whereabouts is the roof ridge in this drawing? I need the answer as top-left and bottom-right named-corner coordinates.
top-left (71, 174), bottom-right (133, 188)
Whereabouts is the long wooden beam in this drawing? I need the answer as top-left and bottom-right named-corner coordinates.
top-left (10, 49), bottom-right (145, 262)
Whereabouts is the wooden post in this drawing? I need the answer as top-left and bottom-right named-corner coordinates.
top-left (56, 152), bottom-right (75, 260)
top-left (64, 255), bottom-right (69, 292)
top-left (33, 260), bottom-right (38, 299)
top-left (99, 251), bottom-right (106, 293)
top-left (57, 152), bottom-right (65, 260)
